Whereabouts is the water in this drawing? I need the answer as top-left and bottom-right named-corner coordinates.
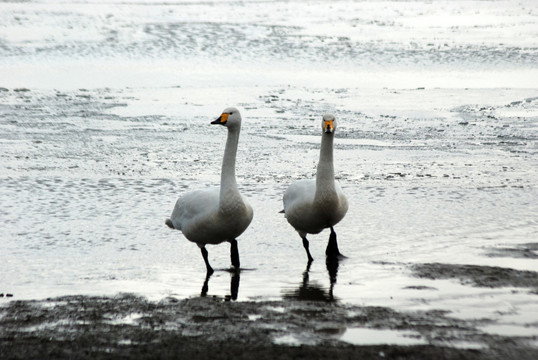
top-left (1, 0), bottom-right (537, 343)
top-left (340, 328), bottom-right (426, 346)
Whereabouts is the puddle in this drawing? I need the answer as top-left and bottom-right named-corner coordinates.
top-left (479, 324), bottom-right (538, 338)
top-left (273, 333), bottom-right (318, 346)
top-left (340, 327), bottom-right (427, 346)
top-left (442, 340), bottom-right (487, 350)
top-left (273, 334), bottom-right (302, 346)
top-left (265, 306), bottom-right (286, 313)
top-left (106, 312), bottom-right (145, 326)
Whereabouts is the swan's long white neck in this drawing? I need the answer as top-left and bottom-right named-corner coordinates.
top-left (219, 126), bottom-right (240, 207)
top-left (315, 132), bottom-right (336, 202)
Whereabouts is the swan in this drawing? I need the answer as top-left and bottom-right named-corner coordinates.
top-left (283, 114), bottom-right (348, 262)
top-left (166, 107), bottom-right (253, 276)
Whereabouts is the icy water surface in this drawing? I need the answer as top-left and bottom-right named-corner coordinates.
top-left (1, 0), bottom-right (538, 348)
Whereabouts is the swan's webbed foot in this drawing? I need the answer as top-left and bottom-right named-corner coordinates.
top-left (201, 247), bottom-right (214, 276)
top-left (302, 236), bottom-right (314, 263)
top-left (326, 226), bottom-right (344, 259)
top-left (229, 238), bottom-right (240, 270)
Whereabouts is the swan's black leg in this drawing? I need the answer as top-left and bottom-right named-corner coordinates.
top-left (201, 246), bottom-right (214, 276)
top-left (201, 275), bottom-right (210, 297)
top-left (230, 272), bottom-right (240, 300)
top-left (326, 226), bottom-right (343, 258)
top-left (302, 236), bottom-right (314, 263)
top-left (230, 239), bottom-right (240, 270)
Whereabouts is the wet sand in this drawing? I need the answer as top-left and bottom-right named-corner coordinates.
top-left (2, 258), bottom-right (537, 359)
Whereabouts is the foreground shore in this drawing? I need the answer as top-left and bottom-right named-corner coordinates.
top-left (2, 260), bottom-right (537, 360)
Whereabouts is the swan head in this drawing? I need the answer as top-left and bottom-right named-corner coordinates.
top-left (322, 114), bottom-right (336, 134)
top-left (211, 107), bottom-right (242, 130)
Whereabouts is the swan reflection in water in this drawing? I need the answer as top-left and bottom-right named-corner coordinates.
top-left (201, 270), bottom-right (240, 301)
top-left (283, 257), bottom-right (340, 302)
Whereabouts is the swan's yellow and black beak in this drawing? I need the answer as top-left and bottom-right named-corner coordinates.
top-left (211, 113), bottom-right (229, 126)
top-left (324, 120), bottom-right (334, 134)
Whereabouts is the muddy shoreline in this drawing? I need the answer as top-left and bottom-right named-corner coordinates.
top-left (2, 260), bottom-right (537, 360)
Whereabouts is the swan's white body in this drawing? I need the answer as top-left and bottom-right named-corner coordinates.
top-left (169, 187), bottom-right (252, 245)
top-left (283, 114), bottom-right (348, 260)
top-left (283, 179), bottom-right (347, 238)
top-left (167, 107), bottom-right (253, 273)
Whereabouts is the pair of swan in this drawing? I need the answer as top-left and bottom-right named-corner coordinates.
top-left (166, 107), bottom-right (348, 275)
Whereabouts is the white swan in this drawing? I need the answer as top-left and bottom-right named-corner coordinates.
top-left (166, 107), bottom-right (253, 275)
top-left (283, 114), bottom-right (348, 262)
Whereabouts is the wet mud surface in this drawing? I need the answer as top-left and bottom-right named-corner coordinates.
top-left (412, 262), bottom-right (538, 289)
top-left (486, 243), bottom-right (538, 260)
top-left (1, 291), bottom-right (536, 360)
top-left (2, 258), bottom-right (537, 359)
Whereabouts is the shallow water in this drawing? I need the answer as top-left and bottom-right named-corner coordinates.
top-left (1, 0), bottom-right (537, 345)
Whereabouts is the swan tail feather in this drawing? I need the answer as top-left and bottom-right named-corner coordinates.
top-left (165, 219), bottom-right (175, 229)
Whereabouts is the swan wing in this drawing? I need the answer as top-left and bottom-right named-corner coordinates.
top-left (283, 179), bottom-right (316, 213)
top-left (334, 182), bottom-right (349, 222)
top-left (169, 187), bottom-right (253, 245)
top-left (284, 179), bottom-right (348, 235)
top-left (283, 179), bottom-right (320, 234)
top-left (168, 187), bottom-right (220, 231)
